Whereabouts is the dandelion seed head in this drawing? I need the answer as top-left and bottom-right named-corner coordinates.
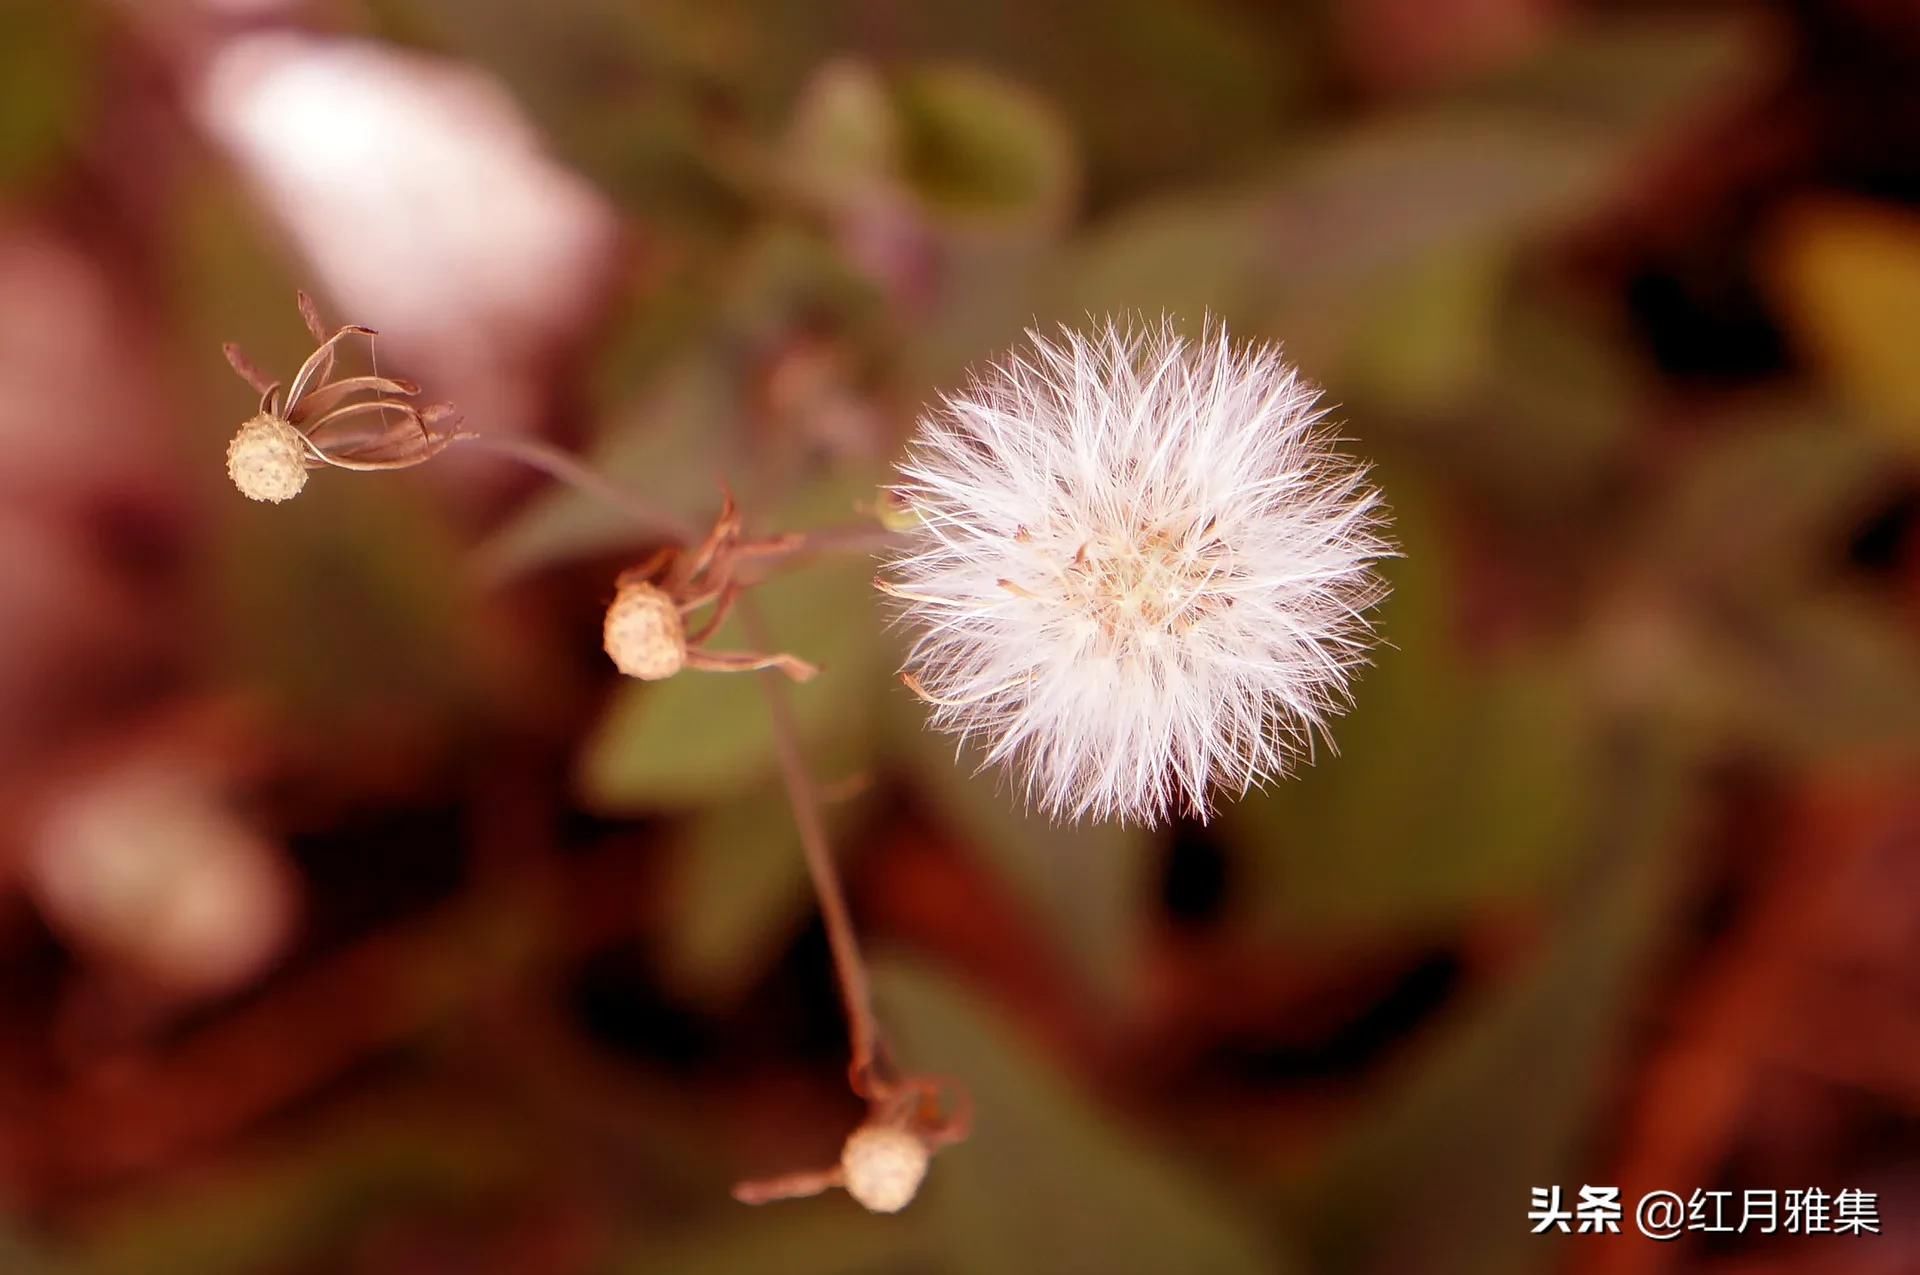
top-left (881, 318), bottom-right (1393, 826)
top-left (603, 580), bottom-right (687, 680)
top-left (840, 1124), bottom-right (928, 1214)
top-left (226, 414), bottom-right (308, 503)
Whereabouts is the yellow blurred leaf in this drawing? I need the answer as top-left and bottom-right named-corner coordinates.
top-left (0, 3), bottom-right (93, 192)
top-left (1769, 199), bottom-right (1920, 445)
top-left (1339, 238), bottom-right (1510, 414)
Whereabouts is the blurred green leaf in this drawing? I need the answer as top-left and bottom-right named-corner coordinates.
top-left (1253, 108), bottom-right (1654, 390)
top-left (1055, 191), bottom-right (1272, 331)
top-left (1659, 590), bottom-right (1920, 766)
top-left (877, 961), bottom-right (1292, 1275)
top-left (892, 65), bottom-right (1080, 230)
top-left (1587, 416), bottom-right (1920, 765)
top-left (662, 789), bottom-right (860, 1006)
top-left (1467, 12), bottom-right (1763, 130)
top-left (616, 1202), bottom-right (934, 1275)
top-left (480, 237), bottom-right (882, 579)
top-left (579, 476), bottom-right (887, 810)
top-left (366, 0), bottom-right (800, 220)
top-left (1273, 112), bottom-right (1607, 269)
top-left (714, 221), bottom-right (889, 335)
top-left (1767, 198), bottom-right (1920, 448)
top-left (1442, 279), bottom-right (1642, 510)
top-left (896, 233), bottom-right (1066, 402)
top-left (1054, 12), bottom-right (1760, 407)
top-left (1645, 414), bottom-right (1895, 595)
top-left (822, 0), bottom-right (1303, 196)
top-left (1338, 238), bottom-right (1510, 414)
top-left (53, 1124), bottom-right (518, 1275)
top-left (473, 359), bottom-right (737, 578)
top-left (1220, 475), bottom-right (1597, 941)
top-left (1059, 105), bottom-right (1614, 331)
top-left (1054, 109), bottom-right (1638, 395)
top-left (1277, 732), bottom-right (1692, 1275)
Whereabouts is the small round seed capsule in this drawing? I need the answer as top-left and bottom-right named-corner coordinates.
top-left (226, 414), bottom-right (309, 503)
top-left (603, 580), bottom-right (688, 680)
top-left (839, 1124), bottom-right (928, 1214)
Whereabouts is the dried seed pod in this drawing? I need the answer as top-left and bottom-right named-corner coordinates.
top-left (603, 580), bottom-right (687, 680)
top-left (223, 294), bottom-right (469, 502)
top-left (226, 414), bottom-right (310, 503)
top-left (839, 1124), bottom-right (929, 1214)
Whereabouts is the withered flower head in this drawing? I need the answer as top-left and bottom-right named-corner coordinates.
top-left (221, 291), bottom-right (467, 501)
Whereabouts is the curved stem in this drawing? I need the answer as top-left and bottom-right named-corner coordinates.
top-left (460, 432), bottom-right (702, 543)
top-left (743, 598), bottom-right (887, 1097)
top-left (768, 520), bottom-right (907, 561)
top-left (286, 325), bottom-right (376, 415)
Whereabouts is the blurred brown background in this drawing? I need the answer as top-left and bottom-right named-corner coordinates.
top-left (1, 0), bottom-right (1917, 1272)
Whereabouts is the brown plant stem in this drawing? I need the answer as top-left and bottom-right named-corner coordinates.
top-left (773, 520), bottom-right (908, 561)
top-left (742, 598), bottom-right (888, 1097)
top-left (452, 433), bottom-right (893, 1087)
top-left (460, 432), bottom-right (701, 543)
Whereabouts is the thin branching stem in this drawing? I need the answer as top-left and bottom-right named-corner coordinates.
top-left (452, 432), bottom-right (888, 1086)
top-left (460, 432), bottom-right (702, 542)
top-left (774, 520), bottom-right (908, 560)
top-left (743, 597), bottom-right (887, 1097)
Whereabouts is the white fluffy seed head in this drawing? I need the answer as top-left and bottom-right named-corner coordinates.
top-left (603, 580), bottom-right (687, 680)
top-left (226, 414), bottom-right (308, 503)
top-left (840, 1124), bottom-right (929, 1214)
top-left (882, 318), bottom-right (1393, 826)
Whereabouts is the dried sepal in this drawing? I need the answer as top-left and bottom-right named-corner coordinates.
top-left (602, 491), bottom-right (820, 682)
top-left (294, 289), bottom-right (329, 344)
top-left (222, 343), bottom-right (276, 399)
top-left (301, 398), bottom-right (470, 473)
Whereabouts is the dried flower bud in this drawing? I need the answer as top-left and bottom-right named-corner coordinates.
top-left (603, 580), bottom-right (687, 680)
top-left (226, 413), bottom-right (309, 503)
top-left (839, 1124), bottom-right (928, 1214)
